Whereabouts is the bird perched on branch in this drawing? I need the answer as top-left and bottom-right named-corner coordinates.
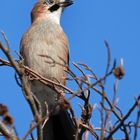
top-left (20, 0), bottom-right (76, 140)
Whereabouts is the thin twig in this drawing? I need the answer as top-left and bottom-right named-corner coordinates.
top-left (22, 116), bottom-right (47, 140)
top-left (106, 96), bottom-right (140, 139)
top-left (134, 103), bottom-right (140, 140)
top-left (104, 40), bottom-right (111, 84)
top-left (1, 31), bottom-right (10, 49)
top-left (0, 41), bottom-right (21, 73)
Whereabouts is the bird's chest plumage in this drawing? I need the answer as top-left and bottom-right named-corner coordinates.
top-left (21, 21), bottom-right (68, 81)
top-left (20, 20), bottom-right (69, 114)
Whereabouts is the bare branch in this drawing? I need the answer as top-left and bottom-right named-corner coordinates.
top-left (106, 96), bottom-right (140, 139)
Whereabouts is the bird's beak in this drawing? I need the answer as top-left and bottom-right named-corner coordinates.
top-left (48, 0), bottom-right (73, 11)
top-left (57, 0), bottom-right (73, 8)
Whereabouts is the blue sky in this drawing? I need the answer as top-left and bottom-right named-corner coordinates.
top-left (0, 0), bottom-right (140, 139)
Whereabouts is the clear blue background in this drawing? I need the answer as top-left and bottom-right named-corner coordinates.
top-left (0, 0), bottom-right (140, 139)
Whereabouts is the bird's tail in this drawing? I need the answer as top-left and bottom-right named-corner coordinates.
top-left (43, 110), bottom-right (76, 140)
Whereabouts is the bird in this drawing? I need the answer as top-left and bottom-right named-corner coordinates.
top-left (20, 0), bottom-right (76, 140)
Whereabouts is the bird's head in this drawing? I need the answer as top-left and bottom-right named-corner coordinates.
top-left (31, 0), bottom-right (73, 24)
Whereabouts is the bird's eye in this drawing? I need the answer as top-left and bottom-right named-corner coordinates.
top-left (48, 4), bottom-right (60, 12)
top-left (42, 1), bottom-right (47, 6)
top-left (48, 0), bottom-right (54, 4)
